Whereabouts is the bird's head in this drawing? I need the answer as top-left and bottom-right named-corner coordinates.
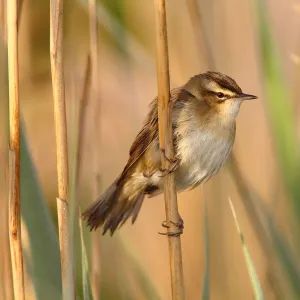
top-left (183, 71), bottom-right (257, 119)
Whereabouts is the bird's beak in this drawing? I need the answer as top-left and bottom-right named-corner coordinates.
top-left (238, 93), bottom-right (257, 101)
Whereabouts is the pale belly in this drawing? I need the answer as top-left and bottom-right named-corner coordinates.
top-left (174, 129), bottom-right (233, 191)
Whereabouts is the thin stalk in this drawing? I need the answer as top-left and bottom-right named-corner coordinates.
top-left (91, 233), bottom-right (101, 300)
top-left (76, 55), bottom-right (91, 183)
top-left (73, 56), bottom-right (92, 299)
top-left (0, 0), bottom-right (6, 41)
top-left (50, 0), bottom-right (75, 299)
top-left (154, 1), bottom-right (185, 299)
top-left (88, 0), bottom-right (100, 200)
top-left (79, 207), bottom-right (91, 300)
top-left (17, 0), bottom-right (23, 29)
top-left (88, 0), bottom-right (101, 298)
top-left (0, 3), bottom-right (10, 298)
top-left (185, 0), bottom-right (215, 69)
top-left (201, 190), bottom-right (210, 299)
top-left (228, 197), bottom-right (264, 300)
top-left (69, 56), bottom-right (91, 262)
top-left (7, 1), bottom-right (24, 299)
top-left (89, 0), bottom-right (98, 73)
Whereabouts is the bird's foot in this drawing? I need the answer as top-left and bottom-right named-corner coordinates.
top-left (159, 215), bottom-right (184, 237)
top-left (159, 149), bottom-right (180, 177)
top-left (160, 148), bottom-right (179, 164)
top-left (159, 162), bottom-right (179, 177)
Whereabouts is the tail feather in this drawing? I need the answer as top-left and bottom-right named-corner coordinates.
top-left (130, 193), bottom-right (144, 223)
top-left (82, 179), bottom-right (120, 231)
top-left (119, 193), bottom-right (144, 227)
top-left (82, 178), bottom-right (145, 235)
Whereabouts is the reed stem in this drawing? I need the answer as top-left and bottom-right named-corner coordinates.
top-left (88, 1), bottom-right (101, 298)
top-left (7, 0), bottom-right (25, 299)
top-left (154, 1), bottom-right (185, 299)
top-left (50, 0), bottom-right (75, 298)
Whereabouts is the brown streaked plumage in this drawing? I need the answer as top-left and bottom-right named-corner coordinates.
top-left (83, 71), bottom-right (257, 235)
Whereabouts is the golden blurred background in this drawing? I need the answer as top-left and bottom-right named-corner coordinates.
top-left (1, 0), bottom-right (300, 299)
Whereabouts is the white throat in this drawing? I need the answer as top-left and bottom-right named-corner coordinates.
top-left (219, 99), bottom-right (242, 122)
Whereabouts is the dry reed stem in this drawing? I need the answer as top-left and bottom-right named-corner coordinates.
top-left (0, 0), bottom-right (6, 41)
top-left (76, 55), bottom-right (91, 183)
top-left (186, 0), bottom-right (215, 69)
top-left (17, 0), bottom-right (23, 29)
top-left (50, 0), bottom-right (75, 298)
top-left (1, 167), bottom-right (13, 300)
top-left (78, 207), bottom-right (90, 300)
top-left (75, 55), bottom-right (94, 299)
top-left (154, 1), bottom-right (185, 299)
top-left (0, 3), bottom-right (11, 297)
top-left (7, 0), bottom-right (25, 299)
top-left (89, 0), bottom-right (98, 73)
top-left (88, 0), bottom-right (101, 298)
top-left (88, 0), bottom-right (100, 199)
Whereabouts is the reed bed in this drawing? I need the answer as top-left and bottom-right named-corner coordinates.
top-left (2, 1), bottom-right (300, 300)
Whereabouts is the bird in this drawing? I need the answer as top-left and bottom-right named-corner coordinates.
top-left (83, 71), bottom-right (257, 235)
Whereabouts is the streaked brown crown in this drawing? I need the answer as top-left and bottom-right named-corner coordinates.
top-left (201, 71), bottom-right (242, 94)
top-left (185, 71), bottom-right (242, 94)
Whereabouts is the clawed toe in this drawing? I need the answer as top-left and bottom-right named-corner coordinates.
top-left (161, 220), bottom-right (169, 228)
top-left (159, 159), bottom-right (180, 177)
top-left (159, 149), bottom-right (180, 177)
top-left (159, 216), bottom-right (184, 236)
top-left (158, 230), bottom-right (183, 237)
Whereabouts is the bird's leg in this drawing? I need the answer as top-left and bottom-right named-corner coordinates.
top-left (159, 148), bottom-right (180, 177)
top-left (159, 214), bottom-right (184, 237)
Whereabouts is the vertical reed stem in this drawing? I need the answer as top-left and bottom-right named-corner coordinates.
top-left (88, 0), bottom-right (101, 298)
top-left (76, 56), bottom-right (91, 183)
top-left (7, 1), bottom-right (24, 299)
top-left (89, 0), bottom-right (98, 73)
top-left (154, 1), bottom-right (185, 299)
top-left (1, 4), bottom-right (7, 300)
top-left (50, 0), bottom-right (75, 298)
top-left (0, 0), bottom-right (6, 41)
top-left (186, 0), bottom-right (215, 69)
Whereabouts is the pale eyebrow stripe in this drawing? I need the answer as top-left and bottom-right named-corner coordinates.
top-left (206, 81), bottom-right (236, 97)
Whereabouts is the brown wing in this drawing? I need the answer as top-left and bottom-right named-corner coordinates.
top-left (117, 88), bottom-right (182, 185)
top-left (117, 98), bottom-right (159, 185)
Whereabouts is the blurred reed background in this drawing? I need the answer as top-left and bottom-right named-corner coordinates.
top-left (1, 0), bottom-right (300, 299)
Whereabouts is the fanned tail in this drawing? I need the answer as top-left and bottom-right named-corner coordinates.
top-left (82, 178), bottom-right (145, 235)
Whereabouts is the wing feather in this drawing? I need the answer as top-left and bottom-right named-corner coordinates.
top-left (117, 98), bottom-right (158, 184)
top-left (117, 88), bottom-right (182, 185)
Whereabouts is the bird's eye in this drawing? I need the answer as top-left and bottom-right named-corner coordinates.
top-left (217, 92), bottom-right (225, 98)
